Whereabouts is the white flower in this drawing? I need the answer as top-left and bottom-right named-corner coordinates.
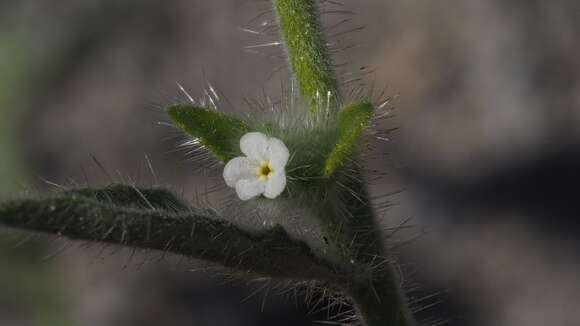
top-left (223, 132), bottom-right (289, 200)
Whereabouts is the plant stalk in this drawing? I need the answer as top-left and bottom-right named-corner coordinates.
top-left (348, 270), bottom-right (414, 326)
top-left (273, 0), bottom-right (415, 324)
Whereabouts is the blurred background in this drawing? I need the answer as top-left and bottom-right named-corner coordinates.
top-left (1, 0), bottom-right (579, 325)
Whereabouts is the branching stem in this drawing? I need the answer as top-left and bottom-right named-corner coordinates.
top-left (274, 1), bottom-right (415, 324)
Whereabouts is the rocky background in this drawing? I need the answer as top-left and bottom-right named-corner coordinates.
top-left (1, 0), bottom-right (579, 325)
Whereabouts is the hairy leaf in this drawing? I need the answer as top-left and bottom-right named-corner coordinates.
top-left (0, 184), bottom-right (338, 281)
top-left (275, 0), bottom-right (339, 112)
top-left (168, 105), bottom-right (249, 161)
top-left (324, 101), bottom-right (374, 177)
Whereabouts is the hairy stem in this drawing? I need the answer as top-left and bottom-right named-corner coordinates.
top-left (348, 271), bottom-right (413, 326)
top-left (321, 171), bottom-right (415, 326)
top-left (344, 202), bottom-right (414, 326)
top-left (272, 1), bottom-right (414, 323)
top-left (274, 0), bottom-right (340, 112)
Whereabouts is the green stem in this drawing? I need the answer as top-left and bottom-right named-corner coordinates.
top-left (349, 271), bottom-right (414, 326)
top-left (321, 171), bottom-right (415, 326)
top-left (342, 183), bottom-right (411, 325)
top-left (274, 0), bottom-right (340, 112)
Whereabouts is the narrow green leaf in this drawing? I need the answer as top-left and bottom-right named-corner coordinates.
top-left (0, 184), bottom-right (338, 281)
top-left (168, 105), bottom-right (249, 161)
top-left (324, 102), bottom-right (374, 178)
top-left (274, 0), bottom-right (340, 112)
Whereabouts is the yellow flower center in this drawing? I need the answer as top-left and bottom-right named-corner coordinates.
top-left (256, 161), bottom-right (274, 181)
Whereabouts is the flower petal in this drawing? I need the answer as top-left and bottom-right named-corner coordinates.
top-left (264, 171), bottom-right (286, 199)
top-left (240, 132), bottom-right (269, 162)
top-left (223, 157), bottom-right (257, 188)
top-left (235, 179), bottom-right (266, 201)
top-left (267, 137), bottom-right (289, 169)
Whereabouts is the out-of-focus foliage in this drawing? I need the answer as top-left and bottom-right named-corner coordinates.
top-left (0, 31), bottom-right (28, 194)
top-left (0, 11), bottom-right (73, 326)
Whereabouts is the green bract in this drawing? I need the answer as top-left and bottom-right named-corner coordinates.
top-left (324, 101), bottom-right (374, 178)
top-left (168, 105), bottom-right (249, 162)
top-left (169, 100), bottom-right (374, 182)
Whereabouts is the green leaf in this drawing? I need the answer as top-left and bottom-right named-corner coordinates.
top-left (274, 0), bottom-right (339, 112)
top-left (168, 105), bottom-right (249, 161)
top-left (0, 184), bottom-right (338, 281)
top-left (324, 101), bottom-right (374, 178)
